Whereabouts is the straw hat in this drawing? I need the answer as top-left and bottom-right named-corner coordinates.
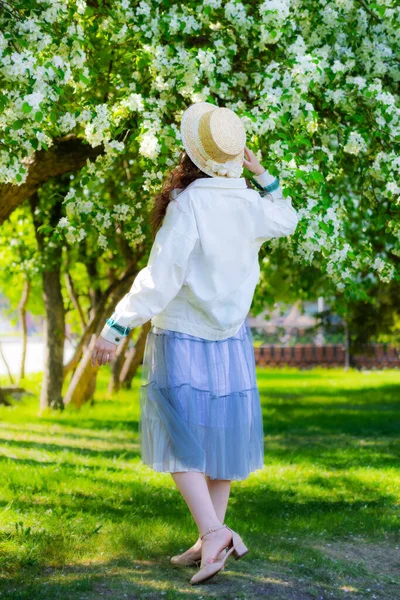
top-left (180, 102), bottom-right (246, 178)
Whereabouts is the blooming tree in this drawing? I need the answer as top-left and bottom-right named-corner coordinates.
top-left (1, 0), bottom-right (399, 302)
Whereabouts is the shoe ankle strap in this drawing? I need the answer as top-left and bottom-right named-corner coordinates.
top-left (200, 524), bottom-right (227, 540)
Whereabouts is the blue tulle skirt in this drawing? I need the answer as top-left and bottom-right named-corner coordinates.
top-left (138, 317), bottom-right (265, 480)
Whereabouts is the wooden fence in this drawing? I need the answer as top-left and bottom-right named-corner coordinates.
top-left (253, 344), bottom-right (400, 369)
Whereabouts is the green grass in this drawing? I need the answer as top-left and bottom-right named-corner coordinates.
top-left (0, 368), bottom-right (399, 599)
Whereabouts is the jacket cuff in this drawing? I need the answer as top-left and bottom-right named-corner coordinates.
top-left (253, 169), bottom-right (279, 188)
top-left (99, 321), bottom-right (130, 345)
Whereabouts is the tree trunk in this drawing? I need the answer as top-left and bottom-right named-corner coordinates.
top-left (62, 252), bottom-right (149, 405)
top-left (108, 333), bottom-right (131, 395)
top-left (0, 342), bottom-right (15, 385)
top-left (40, 265), bottom-right (65, 410)
top-left (120, 321), bottom-right (151, 389)
top-left (62, 260), bottom-right (139, 380)
top-left (344, 319), bottom-right (351, 371)
top-left (0, 388), bottom-right (11, 406)
top-left (62, 274), bottom-right (137, 405)
top-left (0, 386), bottom-right (35, 405)
top-left (64, 271), bottom-right (87, 332)
top-left (30, 193), bottom-right (65, 411)
top-left (63, 333), bottom-right (99, 408)
top-left (0, 136), bottom-right (103, 225)
top-left (17, 277), bottom-right (31, 384)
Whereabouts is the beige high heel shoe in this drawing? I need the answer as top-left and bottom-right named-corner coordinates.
top-left (171, 541), bottom-right (226, 567)
top-left (171, 551), bottom-right (201, 567)
top-left (189, 524), bottom-right (248, 585)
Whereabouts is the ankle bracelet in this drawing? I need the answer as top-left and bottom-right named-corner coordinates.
top-left (200, 524), bottom-right (227, 540)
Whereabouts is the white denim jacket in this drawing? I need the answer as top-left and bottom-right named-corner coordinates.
top-left (100, 170), bottom-right (298, 344)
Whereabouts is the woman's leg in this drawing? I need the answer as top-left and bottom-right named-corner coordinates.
top-left (206, 475), bottom-right (232, 522)
top-left (187, 476), bottom-right (232, 553)
top-left (171, 471), bottom-right (232, 566)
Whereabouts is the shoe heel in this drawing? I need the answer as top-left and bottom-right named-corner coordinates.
top-left (232, 540), bottom-right (249, 560)
top-left (228, 529), bottom-right (249, 560)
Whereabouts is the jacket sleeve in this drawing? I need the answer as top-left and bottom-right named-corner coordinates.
top-left (99, 191), bottom-right (198, 345)
top-left (253, 169), bottom-right (298, 241)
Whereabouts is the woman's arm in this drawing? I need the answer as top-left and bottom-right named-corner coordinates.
top-left (92, 192), bottom-right (198, 365)
top-left (244, 146), bottom-right (298, 240)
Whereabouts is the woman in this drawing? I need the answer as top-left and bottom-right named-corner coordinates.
top-left (91, 102), bottom-right (298, 585)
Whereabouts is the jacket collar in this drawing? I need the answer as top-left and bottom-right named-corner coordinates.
top-left (187, 177), bottom-right (247, 189)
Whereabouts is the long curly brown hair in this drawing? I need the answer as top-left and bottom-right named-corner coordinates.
top-left (149, 150), bottom-right (253, 239)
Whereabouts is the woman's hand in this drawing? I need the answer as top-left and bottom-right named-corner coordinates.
top-left (243, 146), bottom-right (265, 176)
top-left (91, 336), bottom-right (117, 367)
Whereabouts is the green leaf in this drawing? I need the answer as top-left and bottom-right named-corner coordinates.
top-left (35, 111), bottom-right (43, 122)
top-left (319, 221), bottom-right (333, 234)
top-left (0, 94), bottom-right (7, 112)
top-left (22, 102), bottom-right (33, 114)
top-left (283, 186), bottom-right (296, 197)
top-left (37, 224), bottom-right (53, 235)
top-left (309, 171), bottom-right (324, 183)
top-left (296, 137), bottom-right (312, 147)
top-left (137, 56), bottom-right (148, 70)
top-left (79, 73), bottom-right (90, 85)
top-left (12, 119), bottom-right (24, 130)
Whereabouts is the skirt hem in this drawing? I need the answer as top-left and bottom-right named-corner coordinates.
top-left (140, 460), bottom-right (265, 482)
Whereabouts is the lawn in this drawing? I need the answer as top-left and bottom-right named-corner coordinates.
top-left (0, 367), bottom-right (399, 600)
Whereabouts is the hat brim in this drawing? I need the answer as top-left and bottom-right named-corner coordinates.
top-left (180, 102), bottom-right (244, 178)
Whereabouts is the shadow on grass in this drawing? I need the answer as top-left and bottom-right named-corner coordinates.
top-left (39, 417), bottom-right (140, 433)
top-left (0, 452), bottom-right (397, 541)
top-left (257, 383), bottom-right (400, 438)
top-left (263, 435), bottom-right (400, 469)
top-left (0, 454), bottom-right (140, 473)
top-left (257, 382), bottom-right (400, 402)
top-left (1, 544), bottom-right (398, 600)
top-left (0, 555), bottom-right (323, 600)
top-left (0, 437), bottom-right (141, 461)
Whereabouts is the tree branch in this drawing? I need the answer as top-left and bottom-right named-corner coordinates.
top-left (0, 135), bottom-right (104, 224)
top-left (355, 0), bottom-right (382, 22)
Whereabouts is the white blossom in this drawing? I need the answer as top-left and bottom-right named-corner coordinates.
top-left (59, 112), bottom-right (77, 133)
top-left (139, 131), bottom-right (161, 159)
top-left (24, 91), bottom-right (45, 110)
top-left (343, 132), bottom-right (368, 155)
